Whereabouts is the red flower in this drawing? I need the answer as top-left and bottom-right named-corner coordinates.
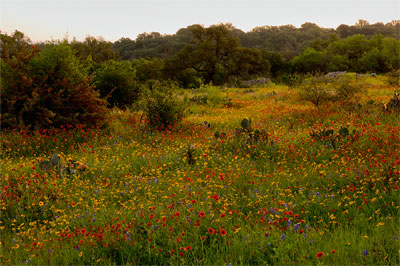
top-left (175, 212), bottom-right (180, 217)
top-left (220, 213), bottom-right (226, 218)
top-left (170, 249), bottom-right (175, 254)
top-left (330, 250), bottom-right (336, 254)
top-left (80, 228), bottom-right (86, 234)
top-left (186, 246), bottom-right (192, 251)
top-left (198, 211), bottom-right (206, 218)
top-left (288, 211), bottom-right (293, 216)
top-left (220, 228), bottom-right (227, 236)
top-left (179, 252), bottom-right (184, 257)
top-left (208, 228), bottom-right (214, 234)
top-left (316, 252), bottom-right (324, 258)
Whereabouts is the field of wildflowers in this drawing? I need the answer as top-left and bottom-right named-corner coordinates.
top-left (1, 77), bottom-right (399, 265)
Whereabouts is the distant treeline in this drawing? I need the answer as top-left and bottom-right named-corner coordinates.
top-left (112, 20), bottom-right (400, 60)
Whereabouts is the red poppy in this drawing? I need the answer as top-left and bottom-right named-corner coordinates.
top-left (220, 228), bottom-right (227, 236)
top-left (208, 228), bottom-right (214, 234)
top-left (170, 249), bottom-right (175, 254)
top-left (179, 252), bottom-right (184, 257)
top-left (316, 252), bottom-right (324, 258)
top-left (330, 250), bottom-right (336, 254)
top-left (198, 211), bottom-right (205, 218)
top-left (175, 212), bottom-right (180, 217)
top-left (186, 246), bottom-right (192, 251)
top-left (288, 211), bottom-right (293, 216)
top-left (220, 213), bottom-right (226, 218)
top-left (80, 228), bottom-right (86, 234)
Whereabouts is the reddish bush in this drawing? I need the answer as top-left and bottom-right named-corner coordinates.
top-left (1, 34), bottom-right (107, 130)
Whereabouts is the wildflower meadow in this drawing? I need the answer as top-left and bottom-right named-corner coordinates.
top-left (1, 76), bottom-right (399, 265)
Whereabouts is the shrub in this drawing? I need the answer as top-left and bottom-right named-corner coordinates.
top-left (141, 82), bottom-right (186, 130)
top-left (297, 75), bottom-right (362, 108)
top-left (0, 42), bottom-right (107, 129)
top-left (280, 73), bottom-right (303, 89)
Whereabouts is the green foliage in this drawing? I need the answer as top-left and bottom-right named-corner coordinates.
top-left (280, 73), bottom-right (303, 88)
top-left (297, 75), bottom-right (362, 108)
top-left (0, 40), bottom-right (107, 129)
top-left (175, 68), bottom-right (204, 88)
top-left (132, 58), bottom-right (165, 82)
top-left (387, 70), bottom-right (400, 87)
top-left (0, 30), bottom-right (32, 61)
top-left (70, 35), bottom-right (118, 63)
top-left (291, 48), bottom-right (327, 74)
top-left (141, 82), bottom-right (186, 130)
top-left (94, 60), bottom-right (141, 108)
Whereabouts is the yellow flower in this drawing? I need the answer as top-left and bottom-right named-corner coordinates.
top-left (363, 235), bottom-right (368, 239)
top-left (39, 201), bottom-right (44, 206)
top-left (79, 252), bottom-right (83, 257)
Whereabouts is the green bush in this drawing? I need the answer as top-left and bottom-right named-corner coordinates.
top-left (0, 42), bottom-right (107, 129)
top-left (141, 82), bottom-right (186, 130)
top-left (94, 60), bottom-right (141, 108)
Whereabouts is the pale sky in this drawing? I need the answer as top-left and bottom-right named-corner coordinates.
top-left (1, 0), bottom-right (399, 43)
